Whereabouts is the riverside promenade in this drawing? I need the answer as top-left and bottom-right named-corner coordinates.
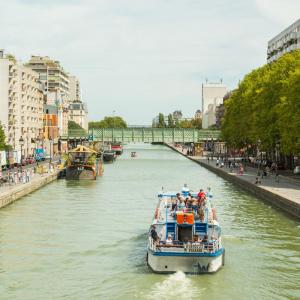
top-left (167, 144), bottom-right (300, 219)
top-left (0, 168), bottom-right (59, 209)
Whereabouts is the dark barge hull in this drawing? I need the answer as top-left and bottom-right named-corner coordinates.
top-left (66, 166), bottom-right (96, 180)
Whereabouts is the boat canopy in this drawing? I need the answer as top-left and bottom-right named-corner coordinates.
top-left (68, 145), bottom-right (97, 154)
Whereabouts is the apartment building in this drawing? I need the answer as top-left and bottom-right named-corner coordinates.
top-left (26, 56), bottom-right (69, 101)
top-left (0, 50), bottom-right (43, 156)
top-left (201, 82), bottom-right (227, 129)
top-left (69, 75), bottom-right (81, 102)
top-left (27, 55), bottom-right (71, 143)
top-left (267, 18), bottom-right (300, 62)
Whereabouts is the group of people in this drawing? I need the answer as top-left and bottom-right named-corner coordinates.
top-left (0, 168), bottom-right (34, 186)
top-left (171, 188), bottom-right (210, 221)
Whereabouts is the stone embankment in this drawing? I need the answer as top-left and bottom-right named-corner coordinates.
top-left (0, 171), bottom-right (58, 209)
top-left (166, 143), bottom-right (300, 219)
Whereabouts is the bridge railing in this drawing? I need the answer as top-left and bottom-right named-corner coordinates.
top-left (66, 128), bottom-right (221, 142)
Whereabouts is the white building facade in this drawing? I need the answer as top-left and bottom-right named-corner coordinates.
top-left (68, 101), bottom-right (88, 130)
top-left (0, 50), bottom-right (43, 156)
top-left (201, 83), bottom-right (227, 129)
top-left (267, 18), bottom-right (300, 62)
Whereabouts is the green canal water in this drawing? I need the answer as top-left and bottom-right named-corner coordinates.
top-left (0, 144), bottom-right (299, 300)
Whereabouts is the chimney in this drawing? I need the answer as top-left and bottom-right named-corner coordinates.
top-left (0, 49), bottom-right (4, 59)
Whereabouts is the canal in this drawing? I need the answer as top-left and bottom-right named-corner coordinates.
top-left (0, 144), bottom-right (299, 300)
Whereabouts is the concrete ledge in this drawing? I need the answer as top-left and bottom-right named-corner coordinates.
top-left (166, 144), bottom-right (300, 219)
top-left (0, 172), bottom-right (58, 209)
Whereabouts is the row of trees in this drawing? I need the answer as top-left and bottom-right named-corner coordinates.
top-left (221, 50), bottom-right (300, 167)
top-left (154, 113), bottom-right (202, 129)
top-left (89, 116), bottom-right (127, 129)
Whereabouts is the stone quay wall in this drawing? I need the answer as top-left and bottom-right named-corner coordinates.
top-left (0, 172), bottom-right (58, 209)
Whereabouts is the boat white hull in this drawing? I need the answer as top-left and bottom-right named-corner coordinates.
top-left (147, 249), bottom-right (224, 274)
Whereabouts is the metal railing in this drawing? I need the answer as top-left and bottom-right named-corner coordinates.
top-left (149, 237), bottom-right (221, 253)
top-left (65, 128), bottom-right (221, 142)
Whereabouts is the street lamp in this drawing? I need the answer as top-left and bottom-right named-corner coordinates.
top-left (19, 136), bottom-right (24, 169)
top-left (49, 136), bottom-right (53, 168)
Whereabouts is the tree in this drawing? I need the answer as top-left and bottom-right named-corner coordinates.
top-left (89, 116), bottom-right (127, 129)
top-left (0, 123), bottom-right (7, 150)
top-left (167, 114), bottom-right (175, 128)
top-left (221, 50), bottom-right (300, 167)
top-left (68, 120), bottom-right (84, 130)
top-left (158, 113), bottom-right (166, 128)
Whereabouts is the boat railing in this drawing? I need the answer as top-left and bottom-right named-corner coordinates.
top-left (149, 238), bottom-right (221, 253)
top-left (148, 237), bottom-right (157, 251)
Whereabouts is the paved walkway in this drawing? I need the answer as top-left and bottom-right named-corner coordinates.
top-left (193, 157), bottom-right (300, 204)
top-left (167, 144), bottom-right (300, 217)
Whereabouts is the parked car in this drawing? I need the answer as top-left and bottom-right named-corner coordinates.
top-left (294, 166), bottom-right (300, 175)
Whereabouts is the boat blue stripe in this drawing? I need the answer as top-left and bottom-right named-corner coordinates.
top-left (150, 248), bottom-right (224, 257)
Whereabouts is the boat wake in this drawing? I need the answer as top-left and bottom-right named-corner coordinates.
top-left (145, 271), bottom-right (204, 300)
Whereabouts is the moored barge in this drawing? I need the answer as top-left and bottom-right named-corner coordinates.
top-left (66, 145), bottom-right (103, 180)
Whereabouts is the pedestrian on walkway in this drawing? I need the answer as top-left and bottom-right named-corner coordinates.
top-left (26, 169), bottom-right (30, 182)
top-left (14, 171), bottom-right (18, 184)
top-left (22, 170), bottom-right (26, 184)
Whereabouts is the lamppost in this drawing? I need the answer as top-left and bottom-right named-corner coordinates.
top-left (49, 136), bottom-right (53, 169)
top-left (19, 136), bottom-right (24, 170)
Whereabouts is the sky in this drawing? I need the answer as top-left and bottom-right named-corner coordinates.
top-left (0, 0), bottom-right (299, 125)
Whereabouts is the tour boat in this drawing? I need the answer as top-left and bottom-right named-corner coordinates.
top-left (147, 187), bottom-right (225, 274)
top-left (65, 145), bottom-right (103, 180)
top-left (111, 143), bottom-right (123, 155)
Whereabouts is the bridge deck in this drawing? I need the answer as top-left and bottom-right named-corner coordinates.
top-left (64, 128), bottom-right (221, 142)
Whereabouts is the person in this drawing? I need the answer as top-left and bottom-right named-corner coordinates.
top-left (175, 193), bottom-right (184, 204)
top-left (254, 177), bottom-right (261, 184)
top-left (197, 189), bottom-right (206, 200)
top-left (26, 169), bottom-right (30, 182)
top-left (238, 164), bottom-right (244, 175)
top-left (150, 225), bottom-right (159, 243)
top-left (216, 158), bottom-right (219, 167)
top-left (207, 156), bottom-right (210, 164)
top-left (193, 235), bottom-right (202, 244)
top-left (166, 234), bottom-right (173, 245)
top-left (202, 235), bottom-right (208, 243)
top-left (182, 183), bottom-right (189, 197)
top-left (14, 171), bottom-right (18, 184)
top-left (177, 199), bottom-right (186, 211)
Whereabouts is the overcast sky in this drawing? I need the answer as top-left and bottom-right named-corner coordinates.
top-left (1, 0), bottom-right (299, 124)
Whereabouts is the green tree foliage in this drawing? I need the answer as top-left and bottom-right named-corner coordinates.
top-left (0, 123), bottom-right (12, 151)
top-left (179, 118), bottom-right (202, 129)
top-left (158, 113), bottom-right (166, 128)
top-left (89, 116), bottom-right (127, 129)
top-left (0, 123), bottom-right (7, 151)
top-left (167, 114), bottom-right (175, 128)
top-left (221, 50), bottom-right (300, 156)
top-left (68, 120), bottom-right (84, 130)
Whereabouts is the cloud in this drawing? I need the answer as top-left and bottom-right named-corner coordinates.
top-left (255, 0), bottom-right (300, 26)
top-left (0, 0), bottom-right (299, 124)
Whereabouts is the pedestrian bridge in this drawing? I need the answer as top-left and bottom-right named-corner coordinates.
top-left (66, 128), bottom-right (221, 143)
